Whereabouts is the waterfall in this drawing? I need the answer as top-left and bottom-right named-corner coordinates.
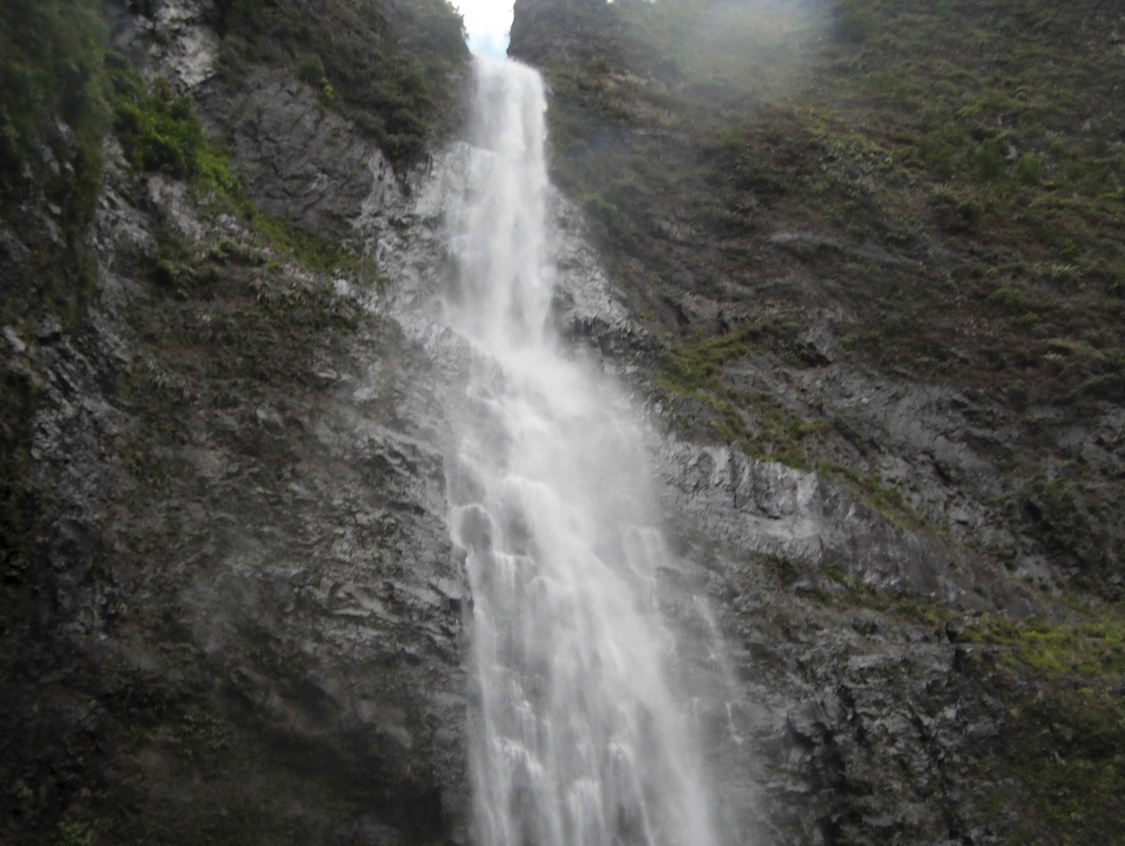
top-left (445, 57), bottom-right (723, 846)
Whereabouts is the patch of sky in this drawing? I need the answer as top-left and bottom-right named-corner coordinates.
top-left (452, 0), bottom-right (513, 58)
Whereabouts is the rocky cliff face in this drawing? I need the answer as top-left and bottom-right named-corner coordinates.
top-left (507, 0), bottom-right (1123, 844)
top-left (1, 1), bottom-right (1122, 845)
top-left (2, 1), bottom-right (471, 843)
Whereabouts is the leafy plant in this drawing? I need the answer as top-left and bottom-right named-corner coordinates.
top-left (106, 54), bottom-right (233, 189)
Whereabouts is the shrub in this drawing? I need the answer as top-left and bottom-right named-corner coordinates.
top-left (1016, 152), bottom-right (1041, 185)
top-left (108, 61), bottom-right (204, 179)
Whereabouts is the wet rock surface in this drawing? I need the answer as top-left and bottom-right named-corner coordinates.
top-left (2, 3), bottom-right (1122, 846)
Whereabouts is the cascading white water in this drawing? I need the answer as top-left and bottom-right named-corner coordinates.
top-left (445, 57), bottom-right (723, 846)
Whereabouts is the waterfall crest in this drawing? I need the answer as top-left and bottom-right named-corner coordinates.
top-left (445, 56), bottom-right (723, 846)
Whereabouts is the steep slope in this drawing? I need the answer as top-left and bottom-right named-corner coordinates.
top-left (512, 0), bottom-right (1123, 598)
top-left (1, 1), bottom-right (471, 843)
top-left (1, 0), bottom-right (1122, 845)
top-left (509, 0), bottom-right (1124, 844)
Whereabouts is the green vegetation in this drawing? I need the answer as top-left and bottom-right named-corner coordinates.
top-left (656, 322), bottom-right (819, 466)
top-left (0, 0), bottom-right (109, 327)
top-left (237, 213), bottom-right (382, 284)
top-left (0, 0), bottom-right (110, 666)
top-left (965, 610), bottom-right (1125, 681)
top-left (211, 0), bottom-right (469, 168)
top-left (1020, 470), bottom-right (1117, 589)
top-left (517, 0), bottom-right (1123, 596)
top-left (752, 548), bottom-right (1124, 846)
top-left (106, 54), bottom-right (235, 189)
top-left (656, 322), bottom-right (941, 529)
top-left (0, 0), bottom-right (108, 220)
top-left (529, 0), bottom-right (1123, 393)
top-left (102, 48), bottom-right (381, 283)
top-left (519, 0), bottom-right (1124, 381)
top-left (0, 0), bottom-right (383, 686)
top-left (820, 461), bottom-right (935, 533)
top-left (659, 324), bottom-right (761, 393)
top-left (966, 609), bottom-right (1125, 845)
